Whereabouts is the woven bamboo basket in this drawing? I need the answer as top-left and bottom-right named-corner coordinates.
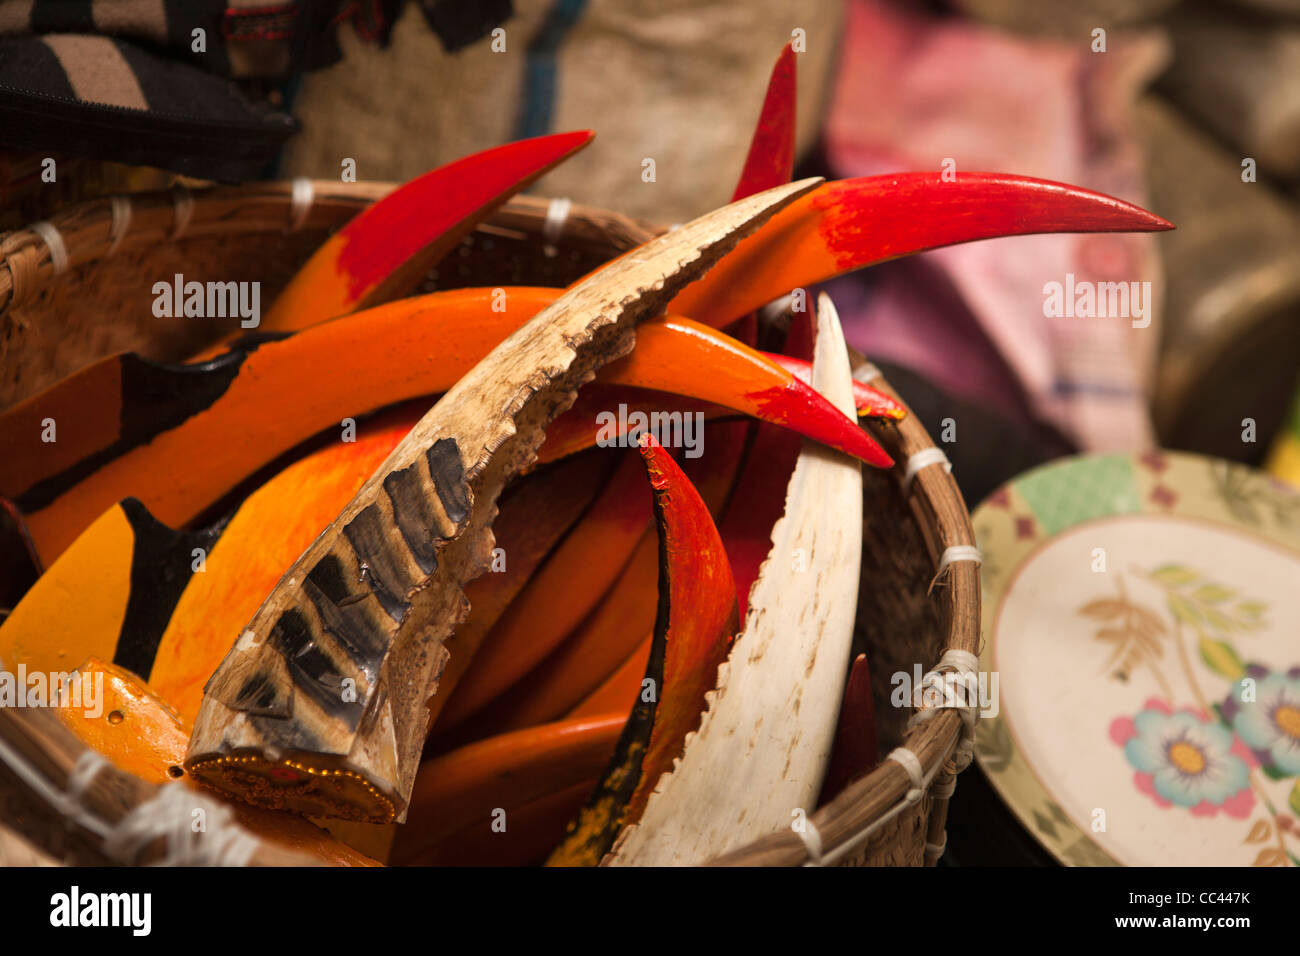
top-left (0, 181), bottom-right (981, 867)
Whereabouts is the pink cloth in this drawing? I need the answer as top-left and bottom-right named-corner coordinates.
top-left (826, 0), bottom-right (1169, 450)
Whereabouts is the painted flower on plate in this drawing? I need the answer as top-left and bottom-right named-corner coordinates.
top-left (1220, 665), bottom-right (1300, 777)
top-left (1110, 698), bottom-right (1254, 818)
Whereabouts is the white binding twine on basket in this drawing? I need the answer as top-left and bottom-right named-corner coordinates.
top-left (542, 196), bottom-right (572, 257)
top-left (794, 815), bottom-right (824, 865)
top-left (935, 545), bottom-right (981, 575)
top-left (759, 292), bottom-right (796, 324)
top-left (929, 544), bottom-right (982, 593)
top-left (107, 195), bottom-right (132, 256)
top-left (170, 185), bottom-right (194, 240)
top-left (925, 834), bottom-right (948, 861)
top-left (908, 648), bottom-right (981, 864)
top-left (0, 731), bottom-right (259, 865)
top-left (103, 784), bottom-right (259, 866)
top-left (902, 447), bottom-right (952, 496)
top-left (853, 362), bottom-right (883, 385)
top-left (907, 648), bottom-right (980, 769)
top-left (287, 177), bottom-right (314, 233)
top-left (65, 749), bottom-right (107, 804)
top-left (28, 221), bottom-right (69, 275)
top-left (800, 648), bottom-right (981, 866)
top-left (0, 738), bottom-right (113, 841)
top-left (801, 745), bottom-right (940, 867)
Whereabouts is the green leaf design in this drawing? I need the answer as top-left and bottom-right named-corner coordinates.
top-left (1198, 637), bottom-right (1246, 680)
top-left (1289, 782), bottom-right (1300, 819)
top-left (1168, 594), bottom-right (1202, 626)
top-left (1194, 584), bottom-right (1235, 604)
top-left (1152, 564), bottom-right (1198, 587)
top-left (1149, 565), bottom-right (1268, 639)
top-left (1203, 606), bottom-right (1236, 633)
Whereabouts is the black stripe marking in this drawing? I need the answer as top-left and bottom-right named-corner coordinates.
top-left (31, 1), bottom-right (95, 34)
top-left (382, 463), bottom-right (440, 574)
top-left (269, 608), bottom-right (364, 729)
top-left (552, 466), bottom-right (674, 863)
top-left (15, 351), bottom-right (247, 511)
top-left (306, 551), bottom-right (357, 606)
top-left (0, 498), bottom-right (40, 611)
top-left (302, 576), bottom-right (387, 683)
top-left (233, 669), bottom-right (290, 718)
top-left (114, 36), bottom-right (247, 121)
top-left (426, 438), bottom-right (468, 525)
top-left (0, 36), bottom-right (77, 100)
top-left (342, 504), bottom-right (413, 623)
top-left (113, 497), bottom-right (222, 681)
top-left (249, 713), bottom-right (324, 753)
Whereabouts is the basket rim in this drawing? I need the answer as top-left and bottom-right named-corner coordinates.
top-left (711, 363), bottom-right (980, 866)
top-left (0, 180), bottom-right (654, 316)
top-left (0, 180), bottom-right (981, 867)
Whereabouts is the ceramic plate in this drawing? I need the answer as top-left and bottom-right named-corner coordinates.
top-left (973, 451), bottom-right (1300, 866)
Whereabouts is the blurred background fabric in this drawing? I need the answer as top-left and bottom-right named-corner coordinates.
top-left (824, 0), bottom-right (1168, 452)
top-left (280, 0), bottom-right (844, 224)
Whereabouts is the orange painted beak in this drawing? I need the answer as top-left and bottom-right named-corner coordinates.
top-left (4, 289), bottom-right (890, 564)
top-left (0, 405), bottom-right (614, 730)
top-left (434, 450), bottom-right (653, 736)
top-left (598, 316), bottom-right (893, 467)
top-left (435, 422), bottom-right (754, 744)
top-left (0, 407), bottom-right (420, 720)
top-left (396, 714), bottom-right (624, 866)
top-left (547, 435), bottom-right (738, 865)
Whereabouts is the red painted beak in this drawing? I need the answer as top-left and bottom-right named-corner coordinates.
top-left (669, 173), bottom-right (1174, 326)
top-left (260, 130), bottom-right (595, 333)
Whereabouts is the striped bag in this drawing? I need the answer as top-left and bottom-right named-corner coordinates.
top-left (0, 0), bottom-right (360, 180)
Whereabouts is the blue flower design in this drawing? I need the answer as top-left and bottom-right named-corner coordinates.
top-left (1123, 707), bottom-right (1252, 811)
top-left (1222, 666), bottom-right (1300, 777)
